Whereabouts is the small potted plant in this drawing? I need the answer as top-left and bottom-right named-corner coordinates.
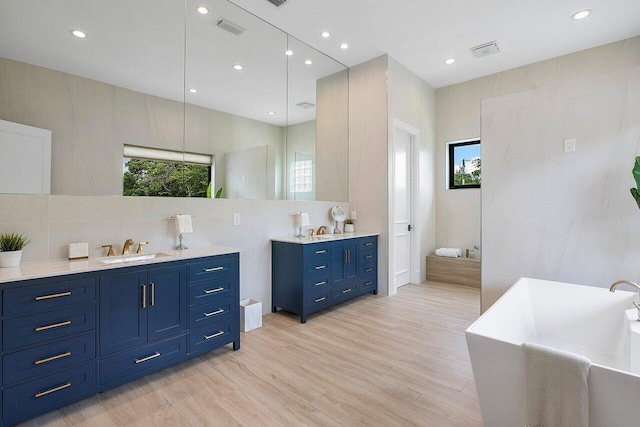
top-left (344, 219), bottom-right (355, 233)
top-left (0, 232), bottom-right (30, 268)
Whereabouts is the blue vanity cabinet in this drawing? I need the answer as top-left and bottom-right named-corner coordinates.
top-left (272, 235), bottom-right (378, 323)
top-left (98, 264), bottom-right (187, 386)
top-left (1, 274), bottom-right (97, 426)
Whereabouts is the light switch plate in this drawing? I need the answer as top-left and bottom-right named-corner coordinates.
top-left (564, 138), bottom-right (576, 152)
top-left (233, 213), bottom-right (241, 226)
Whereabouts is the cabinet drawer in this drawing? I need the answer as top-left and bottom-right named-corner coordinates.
top-left (359, 250), bottom-right (376, 266)
top-left (4, 303), bottom-right (96, 351)
top-left (306, 291), bottom-right (332, 313)
top-left (189, 298), bottom-right (234, 329)
top-left (189, 255), bottom-right (237, 283)
top-left (99, 335), bottom-right (186, 386)
top-left (359, 263), bottom-right (376, 276)
top-left (189, 319), bottom-right (235, 354)
top-left (306, 259), bottom-right (330, 275)
top-left (190, 276), bottom-right (235, 306)
top-left (303, 243), bottom-right (332, 260)
top-left (4, 276), bottom-right (95, 316)
top-left (359, 276), bottom-right (377, 294)
top-left (359, 237), bottom-right (377, 251)
top-left (333, 282), bottom-right (358, 304)
top-left (3, 332), bottom-right (95, 386)
top-left (305, 273), bottom-right (331, 294)
top-left (3, 362), bottom-right (95, 421)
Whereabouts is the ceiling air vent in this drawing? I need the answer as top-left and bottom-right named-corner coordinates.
top-left (470, 41), bottom-right (500, 59)
top-left (266, 0), bottom-right (288, 6)
top-left (216, 19), bottom-right (247, 36)
top-left (296, 101), bottom-right (316, 109)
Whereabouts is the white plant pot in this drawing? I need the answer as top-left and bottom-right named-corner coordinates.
top-left (0, 250), bottom-right (22, 268)
top-left (344, 224), bottom-right (355, 233)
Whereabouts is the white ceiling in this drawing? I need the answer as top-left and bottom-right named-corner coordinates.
top-left (1, 0), bottom-right (638, 128)
top-left (230, 0), bottom-right (640, 88)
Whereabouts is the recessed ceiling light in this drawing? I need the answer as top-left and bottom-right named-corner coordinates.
top-left (70, 29), bottom-right (86, 39)
top-left (321, 31), bottom-right (330, 38)
top-left (233, 64), bottom-right (243, 70)
top-left (188, 88), bottom-right (198, 93)
top-left (268, 111), bottom-right (276, 115)
top-left (571, 9), bottom-right (591, 20)
top-left (285, 49), bottom-right (294, 56)
top-left (305, 59), bottom-right (313, 65)
top-left (444, 58), bottom-right (456, 65)
top-left (340, 43), bottom-right (349, 50)
top-left (196, 6), bottom-right (209, 15)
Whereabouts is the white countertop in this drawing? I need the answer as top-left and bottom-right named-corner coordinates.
top-left (271, 232), bottom-right (379, 245)
top-left (0, 245), bottom-right (239, 284)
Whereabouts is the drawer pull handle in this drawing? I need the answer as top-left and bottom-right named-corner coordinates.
top-left (314, 281), bottom-right (326, 287)
top-left (35, 320), bottom-right (72, 332)
top-left (204, 309), bottom-right (224, 317)
top-left (141, 284), bottom-right (147, 309)
top-left (342, 289), bottom-right (352, 294)
top-left (35, 382), bottom-right (71, 398)
top-left (35, 291), bottom-right (72, 301)
top-left (365, 242), bottom-right (373, 246)
top-left (150, 282), bottom-right (155, 306)
top-left (314, 265), bottom-right (326, 270)
top-left (364, 281), bottom-right (373, 286)
top-left (204, 287), bottom-right (224, 294)
top-left (315, 250), bottom-right (326, 254)
top-left (314, 297), bottom-right (326, 303)
top-left (204, 330), bottom-right (225, 340)
top-left (135, 352), bottom-right (161, 364)
top-left (365, 268), bottom-right (373, 273)
top-left (34, 351), bottom-right (72, 365)
top-left (204, 266), bottom-right (224, 272)
top-left (365, 255), bottom-right (373, 259)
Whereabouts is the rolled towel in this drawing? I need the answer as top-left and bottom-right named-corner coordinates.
top-left (435, 248), bottom-right (461, 258)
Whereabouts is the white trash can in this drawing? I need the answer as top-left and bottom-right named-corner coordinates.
top-left (240, 299), bottom-right (262, 332)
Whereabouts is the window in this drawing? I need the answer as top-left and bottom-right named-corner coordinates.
top-left (448, 139), bottom-right (481, 189)
top-left (122, 145), bottom-right (213, 197)
top-left (290, 159), bottom-right (313, 193)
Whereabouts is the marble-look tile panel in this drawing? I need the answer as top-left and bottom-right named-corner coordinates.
top-left (3, 222), bottom-right (49, 264)
top-left (0, 194), bottom-right (49, 223)
top-left (75, 78), bottom-right (115, 147)
top-left (0, 57), bottom-right (27, 124)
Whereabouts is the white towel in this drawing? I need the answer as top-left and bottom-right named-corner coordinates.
top-left (175, 214), bottom-right (193, 234)
top-left (435, 248), bottom-right (461, 258)
top-left (523, 342), bottom-right (590, 427)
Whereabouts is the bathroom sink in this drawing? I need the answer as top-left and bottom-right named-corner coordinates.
top-left (312, 235), bottom-right (338, 240)
top-left (97, 252), bottom-right (171, 265)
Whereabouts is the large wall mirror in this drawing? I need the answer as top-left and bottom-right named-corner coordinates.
top-left (0, 0), bottom-right (348, 202)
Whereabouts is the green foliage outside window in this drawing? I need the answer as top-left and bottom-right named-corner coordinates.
top-left (123, 158), bottom-right (210, 197)
top-left (453, 158), bottom-right (481, 186)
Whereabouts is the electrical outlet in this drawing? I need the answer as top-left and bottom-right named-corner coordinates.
top-left (564, 138), bottom-right (576, 153)
top-left (233, 213), bottom-right (240, 226)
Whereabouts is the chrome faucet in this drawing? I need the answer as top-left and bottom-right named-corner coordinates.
top-left (122, 239), bottom-right (135, 255)
top-left (610, 280), bottom-right (640, 320)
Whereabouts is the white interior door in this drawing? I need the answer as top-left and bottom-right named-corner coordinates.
top-left (393, 129), bottom-right (412, 288)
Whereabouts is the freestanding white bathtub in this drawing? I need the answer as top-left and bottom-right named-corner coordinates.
top-left (466, 277), bottom-right (640, 427)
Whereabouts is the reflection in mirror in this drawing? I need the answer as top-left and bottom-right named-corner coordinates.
top-left (0, 0), bottom-right (349, 201)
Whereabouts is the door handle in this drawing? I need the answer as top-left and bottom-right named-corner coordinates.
top-left (408, 224), bottom-right (412, 231)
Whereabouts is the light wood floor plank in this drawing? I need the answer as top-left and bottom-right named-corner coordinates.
top-left (18, 281), bottom-right (483, 426)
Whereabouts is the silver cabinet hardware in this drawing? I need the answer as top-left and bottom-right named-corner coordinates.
top-left (314, 297), bottom-right (326, 303)
top-left (342, 289), bottom-right (352, 294)
top-left (35, 320), bottom-right (72, 332)
top-left (34, 382), bottom-right (71, 398)
top-left (204, 287), bottom-right (224, 294)
top-left (314, 265), bottom-right (326, 270)
top-left (365, 268), bottom-right (373, 273)
top-left (344, 250), bottom-right (348, 263)
top-left (150, 282), bottom-right (155, 306)
top-left (35, 291), bottom-right (72, 301)
top-left (204, 331), bottom-right (224, 340)
top-left (135, 352), bottom-right (161, 364)
top-left (34, 351), bottom-right (72, 365)
top-left (204, 309), bottom-right (224, 317)
top-left (315, 250), bottom-right (326, 254)
top-left (365, 255), bottom-right (373, 259)
top-left (204, 266), bottom-right (224, 272)
top-left (365, 242), bottom-right (373, 246)
top-left (314, 281), bottom-right (326, 287)
top-left (364, 281), bottom-right (373, 286)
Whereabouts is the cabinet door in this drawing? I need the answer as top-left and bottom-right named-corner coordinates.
top-left (147, 265), bottom-right (187, 342)
top-left (331, 241), bottom-right (358, 286)
top-left (99, 271), bottom-right (147, 356)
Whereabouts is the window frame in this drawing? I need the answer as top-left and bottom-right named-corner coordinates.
top-left (447, 138), bottom-right (481, 190)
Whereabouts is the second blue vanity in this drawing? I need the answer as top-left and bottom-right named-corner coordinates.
top-left (271, 234), bottom-right (378, 323)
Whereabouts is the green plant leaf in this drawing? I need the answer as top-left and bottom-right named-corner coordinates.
top-left (631, 188), bottom-right (640, 210)
top-left (0, 232), bottom-right (30, 252)
top-left (215, 187), bottom-right (223, 198)
top-left (633, 156), bottom-right (640, 190)
top-left (206, 181), bottom-right (212, 198)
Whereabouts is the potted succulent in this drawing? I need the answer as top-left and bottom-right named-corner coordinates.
top-left (0, 232), bottom-right (30, 268)
top-left (344, 219), bottom-right (355, 233)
